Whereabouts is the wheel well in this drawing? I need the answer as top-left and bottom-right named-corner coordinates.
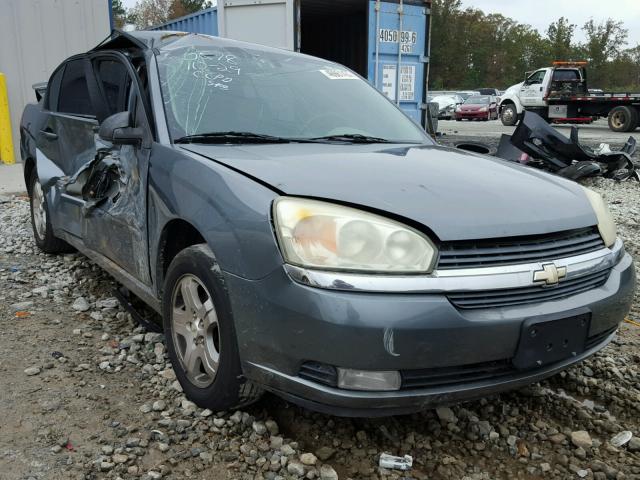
top-left (500, 100), bottom-right (515, 112)
top-left (23, 157), bottom-right (35, 195)
top-left (157, 219), bottom-right (206, 289)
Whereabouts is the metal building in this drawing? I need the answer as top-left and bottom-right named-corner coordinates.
top-left (0, 0), bottom-right (111, 163)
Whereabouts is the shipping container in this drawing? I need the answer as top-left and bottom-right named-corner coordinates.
top-left (151, 6), bottom-right (219, 36)
top-left (149, 0), bottom-right (431, 126)
top-left (0, 0), bottom-right (111, 163)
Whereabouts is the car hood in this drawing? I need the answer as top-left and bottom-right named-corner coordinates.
top-left (181, 143), bottom-right (597, 241)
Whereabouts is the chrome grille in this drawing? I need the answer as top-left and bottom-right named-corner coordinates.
top-left (438, 227), bottom-right (605, 269)
top-left (447, 269), bottom-right (611, 309)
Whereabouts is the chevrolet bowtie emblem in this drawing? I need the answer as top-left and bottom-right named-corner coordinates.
top-left (533, 264), bottom-right (567, 286)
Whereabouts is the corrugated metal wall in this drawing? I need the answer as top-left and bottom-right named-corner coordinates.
top-left (150, 7), bottom-right (218, 36)
top-left (0, 0), bottom-right (111, 162)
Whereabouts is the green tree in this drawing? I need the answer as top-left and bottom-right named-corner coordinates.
top-left (169, 0), bottom-right (213, 19)
top-left (111, 0), bottom-right (128, 28)
top-left (179, 0), bottom-right (212, 13)
top-left (428, 4), bottom-right (638, 92)
top-left (581, 19), bottom-right (628, 87)
top-left (132, 0), bottom-right (172, 27)
top-left (546, 17), bottom-right (577, 61)
top-left (133, 0), bottom-right (212, 27)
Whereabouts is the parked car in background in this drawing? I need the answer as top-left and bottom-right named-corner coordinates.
top-left (477, 88), bottom-right (500, 96)
top-left (431, 94), bottom-right (463, 120)
top-left (21, 31), bottom-right (635, 417)
top-left (455, 90), bottom-right (481, 101)
top-left (455, 95), bottom-right (498, 121)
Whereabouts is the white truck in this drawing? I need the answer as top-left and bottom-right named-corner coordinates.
top-left (499, 62), bottom-right (640, 133)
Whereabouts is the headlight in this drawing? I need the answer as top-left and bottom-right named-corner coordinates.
top-left (581, 187), bottom-right (616, 247)
top-left (479, 107), bottom-right (488, 112)
top-left (273, 198), bottom-right (437, 273)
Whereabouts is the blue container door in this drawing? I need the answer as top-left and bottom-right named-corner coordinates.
top-left (367, 1), bottom-right (428, 124)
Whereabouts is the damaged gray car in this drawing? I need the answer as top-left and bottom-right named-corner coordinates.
top-left (21, 31), bottom-right (635, 416)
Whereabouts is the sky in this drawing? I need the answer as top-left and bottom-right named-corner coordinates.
top-left (460, 0), bottom-right (640, 47)
top-left (121, 0), bottom-right (640, 47)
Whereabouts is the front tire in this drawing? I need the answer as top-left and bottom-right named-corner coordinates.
top-left (28, 170), bottom-right (72, 253)
top-left (163, 244), bottom-right (262, 410)
top-left (500, 104), bottom-right (519, 126)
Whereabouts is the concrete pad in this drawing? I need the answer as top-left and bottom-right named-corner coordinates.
top-left (0, 163), bottom-right (25, 196)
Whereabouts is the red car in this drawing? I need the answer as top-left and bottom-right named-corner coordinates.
top-left (455, 95), bottom-right (498, 121)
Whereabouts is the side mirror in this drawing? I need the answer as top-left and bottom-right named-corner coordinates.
top-left (98, 111), bottom-right (143, 145)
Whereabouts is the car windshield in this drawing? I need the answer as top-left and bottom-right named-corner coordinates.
top-left (464, 96), bottom-right (491, 105)
top-left (156, 36), bottom-right (429, 144)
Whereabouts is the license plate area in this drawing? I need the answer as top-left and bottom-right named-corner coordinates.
top-left (513, 313), bottom-right (590, 370)
top-left (549, 104), bottom-right (568, 118)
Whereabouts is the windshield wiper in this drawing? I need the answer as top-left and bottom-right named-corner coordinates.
top-left (174, 131), bottom-right (292, 144)
top-left (306, 133), bottom-right (393, 143)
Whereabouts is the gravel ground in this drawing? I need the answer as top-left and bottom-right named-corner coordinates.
top-left (1, 137), bottom-right (639, 480)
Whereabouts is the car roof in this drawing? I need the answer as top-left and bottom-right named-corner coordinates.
top-left (91, 29), bottom-right (324, 61)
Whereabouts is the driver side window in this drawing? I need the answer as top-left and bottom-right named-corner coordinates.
top-left (95, 59), bottom-right (133, 117)
top-left (526, 71), bottom-right (545, 85)
top-left (93, 56), bottom-right (151, 142)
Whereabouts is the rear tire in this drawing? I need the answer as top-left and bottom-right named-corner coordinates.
top-left (163, 244), bottom-right (263, 410)
top-left (608, 106), bottom-right (638, 132)
top-left (500, 104), bottom-right (518, 126)
top-left (28, 170), bottom-right (73, 254)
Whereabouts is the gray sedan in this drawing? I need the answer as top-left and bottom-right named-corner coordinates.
top-left (20, 31), bottom-right (634, 416)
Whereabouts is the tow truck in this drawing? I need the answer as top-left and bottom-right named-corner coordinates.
top-left (499, 62), bottom-right (640, 132)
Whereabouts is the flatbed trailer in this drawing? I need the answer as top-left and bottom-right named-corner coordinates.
top-left (499, 62), bottom-right (640, 132)
top-left (547, 92), bottom-right (640, 131)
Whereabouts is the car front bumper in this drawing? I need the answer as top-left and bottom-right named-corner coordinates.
top-left (456, 111), bottom-right (491, 119)
top-left (224, 248), bottom-right (635, 417)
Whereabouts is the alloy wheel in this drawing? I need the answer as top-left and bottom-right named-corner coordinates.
top-left (171, 274), bottom-right (220, 388)
top-left (32, 181), bottom-right (47, 240)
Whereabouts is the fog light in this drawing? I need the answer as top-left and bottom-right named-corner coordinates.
top-left (337, 368), bottom-right (401, 391)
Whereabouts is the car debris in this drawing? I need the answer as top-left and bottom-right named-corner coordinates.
top-left (379, 453), bottom-right (413, 471)
top-left (495, 111), bottom-right (638, 181)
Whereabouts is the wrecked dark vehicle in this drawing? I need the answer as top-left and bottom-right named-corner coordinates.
top-left (498, 111), bottom-right (639, 181)
top-left (20, 31), bottom-right (635, 417)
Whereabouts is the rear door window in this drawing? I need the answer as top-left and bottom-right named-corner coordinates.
top-left (95, 59), bottom-right (132, 116)
top-left (58, 59), bottom-right (95, 116)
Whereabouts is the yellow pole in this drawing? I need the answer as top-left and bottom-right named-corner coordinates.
top-left (0, 72), bottom-right (15, 165)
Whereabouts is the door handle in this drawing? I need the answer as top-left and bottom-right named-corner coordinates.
top-left (40, 129), bottom-right (58, 140)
